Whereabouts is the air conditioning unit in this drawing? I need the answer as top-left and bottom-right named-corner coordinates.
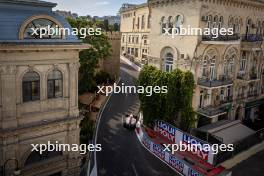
top-left (201, 15), bottom-right (208, 22)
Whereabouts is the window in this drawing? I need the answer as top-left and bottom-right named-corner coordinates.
top-left (240, 51), bottom-right (246, 71)
top-left (47, 70), bottom-right (63, 99)
top-left (141, 15), bottom-right (145, 29)
top-left (168, 16), bottom-right (173, 34)
top-left (25, 150), bottom-right (62, 166)
top-left (213, 16), bottom-right (218, 28)
top-left (22, 71), bottom-right (40, 102)
top-left (207, 15), bottom-right (212, 28)
top-left (219, 16), bottom-right (224, 28)
top-left (175, 15), bottom-right (183, 30)
top-left (164, 53), bottom-right (174, 72)
top-left (209, 57), bottom-right (216, 80)
top-left (147, 15), bottom-right (151, 28)
top-left (133, 18), bottom-right (135, 30)
top-left (161, 16), bottom-right (166, 34)
top-left (137, 17), bottom-right (140, 29)
top-left (24, 18), bottom-right (61, 39)
top-left (202, 56), bottom-right (208, 77)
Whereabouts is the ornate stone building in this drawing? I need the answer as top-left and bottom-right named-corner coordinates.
top-left (0, 0), bottom-right (89, 175)
top-left (120, 3), bottom-right (150, 64)
top-left (121, 0), bottom-right (264, 128)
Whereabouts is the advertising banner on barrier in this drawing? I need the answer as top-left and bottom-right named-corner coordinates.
top-left (140, 129), bottom-right (202, 176)
top-left (154, 120), bottom-right (215, 165)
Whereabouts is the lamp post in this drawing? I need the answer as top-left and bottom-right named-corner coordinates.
top-left (2, 158), bottom-right (21, 176)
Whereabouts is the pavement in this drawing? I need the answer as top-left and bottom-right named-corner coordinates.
top-left (232, 150), bottom-right (264, 176)
top-left (95, 61), bottom-right (178, 176)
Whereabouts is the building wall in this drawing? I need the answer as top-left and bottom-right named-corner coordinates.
top-left (0, 46), bottom-right (83, 176)
top-left (124, 0), bottom-right (264, 127)
top-left (120, 4), bottom-right (150, 63)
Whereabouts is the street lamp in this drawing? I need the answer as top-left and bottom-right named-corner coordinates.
top-left (2, 158), bottom-right (21, 176)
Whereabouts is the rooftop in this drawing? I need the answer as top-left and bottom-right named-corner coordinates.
top-left (0, 0), bottom-right (79, 44)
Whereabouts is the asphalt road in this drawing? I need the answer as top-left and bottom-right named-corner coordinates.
top-left (96, 61), bottom-right (178, 176)
top-left (232, 150), bottom-right (264, 176)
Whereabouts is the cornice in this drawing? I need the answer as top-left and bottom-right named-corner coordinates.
top-left (0, 44), bottom-right (90, 52)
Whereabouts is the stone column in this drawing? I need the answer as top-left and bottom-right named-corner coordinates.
top-left (68, 62), bottom-right (80, 117)
top-left (0, 65), bottom-right (17, 129)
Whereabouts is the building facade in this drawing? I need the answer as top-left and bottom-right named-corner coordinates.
top-left (122, 0), bottom-right (264, 128)
top-left (0, 0), bottom-right (89, 176)
top-left (120, 3), bottom-right (151, 64)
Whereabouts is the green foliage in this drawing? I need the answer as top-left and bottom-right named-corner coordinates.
top-left (67, 17), bottom-right (112, 93)
top-left (138, 66), bottom-right (195, 131)
top-left (95, 71), bottom-right (112, 84)
top-left (80, 116), bottom-right (95, 144)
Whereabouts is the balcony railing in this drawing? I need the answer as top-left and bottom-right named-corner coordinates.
top-left (197, 76), bottom-right (233, 88)
top-left (242, 34), bottom-right (263, 42)
top-left (220, 96), bottom-right (233, 104)
top-left (237, 71), bottom-right (246, 80)
top-left (248, 90), bottom-right (258, 98)
top-left (249, 72), bottom-right (258, 80)
top-left (202, 34), bottom-right (240, 42)
top-left (197, 103), bottom-right (231, 118)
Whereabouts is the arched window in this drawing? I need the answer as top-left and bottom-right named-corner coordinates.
top-left (219, 16), bottom-right (224, 28)
top-left (22, 71), bottom-right (40, 102)
top-left (228, 17), bottom-right (234, 29)
top-left (24, 18), bottom-right (62, 39)
top-left (167, 16), bottom-right (174, 34)
top-left (25, 150), bottom-right (62, 166)
top-left (161, 16), bottom-right (166, 33)
top-left (213, 15), bottom-right (218, 28)
top-left (246, 18), bottom-right (252, 36)
top-left (141, 15), bottom-right (145, 29)
top-left (224, 55), bottom-right (235, 76)
top-left (164, 53), bottom-right (174, 72)
top-left (147, 15), bottom-right (151, 28)
top-left (47, 70), bottom-right (63, 99)
top-left (256, 21), bottom-right (261, 36)
top-left (240, 51), bottom-right (247, 71)
top-left (207, 15), bottom-right (212, 28)
top-left (234, 18), bottom-right (239, 34)
top-left (201, 56), bottom-right (209, 77)
top-left (262, 21), bottom-right (264, 37)
top-left (175, 15), bottom-right (183, 30)
top-left (209, 57), bottom-right (216, 80)
top-left (137, 17), bottom-right (140, 29)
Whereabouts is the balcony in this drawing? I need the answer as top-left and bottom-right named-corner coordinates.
top-left (247, 90), bottom-right (258, 98)
top-left (197, 76), bottom-right (233, 88)
top-left (249, 72), bottom-right (258, 80)
top-left (220, 96), bottom-right (233, 104)
top-left (202, 34), bottom-right (240, 45)
top-left (197, 103), bottom-right (231, 118)
top-left (237, 71), bottom-right (246, 80)
top-left (242, 34), bottom-right (263, 42)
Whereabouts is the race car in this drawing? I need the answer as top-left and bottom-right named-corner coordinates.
top-left (123, 114), bottom-right (138, 130)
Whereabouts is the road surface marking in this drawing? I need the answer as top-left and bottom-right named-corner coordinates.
top-left (132, 164), bottom-right (139, 176)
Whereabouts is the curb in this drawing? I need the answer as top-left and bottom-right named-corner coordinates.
top-left (120, 55), bottom-right (142, 71)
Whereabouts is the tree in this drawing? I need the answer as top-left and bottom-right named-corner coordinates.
top-left (138, 66), bottom-right (195, 131)
top-left (67, 17), bottom-right (112, 93)
top-left (113, 23), bottom-right (120, 31)
top-left (103, 19), bottom-right (109, 31)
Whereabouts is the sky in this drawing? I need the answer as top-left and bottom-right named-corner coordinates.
top-left (49, 0), bottom-right (146, 16)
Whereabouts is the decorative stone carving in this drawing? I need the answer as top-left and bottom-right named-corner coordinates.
top-left (0, 65), bottom-right (17, 75)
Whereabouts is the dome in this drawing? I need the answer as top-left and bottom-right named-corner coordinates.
top-left (0, 0), bottom-right (80, 44)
